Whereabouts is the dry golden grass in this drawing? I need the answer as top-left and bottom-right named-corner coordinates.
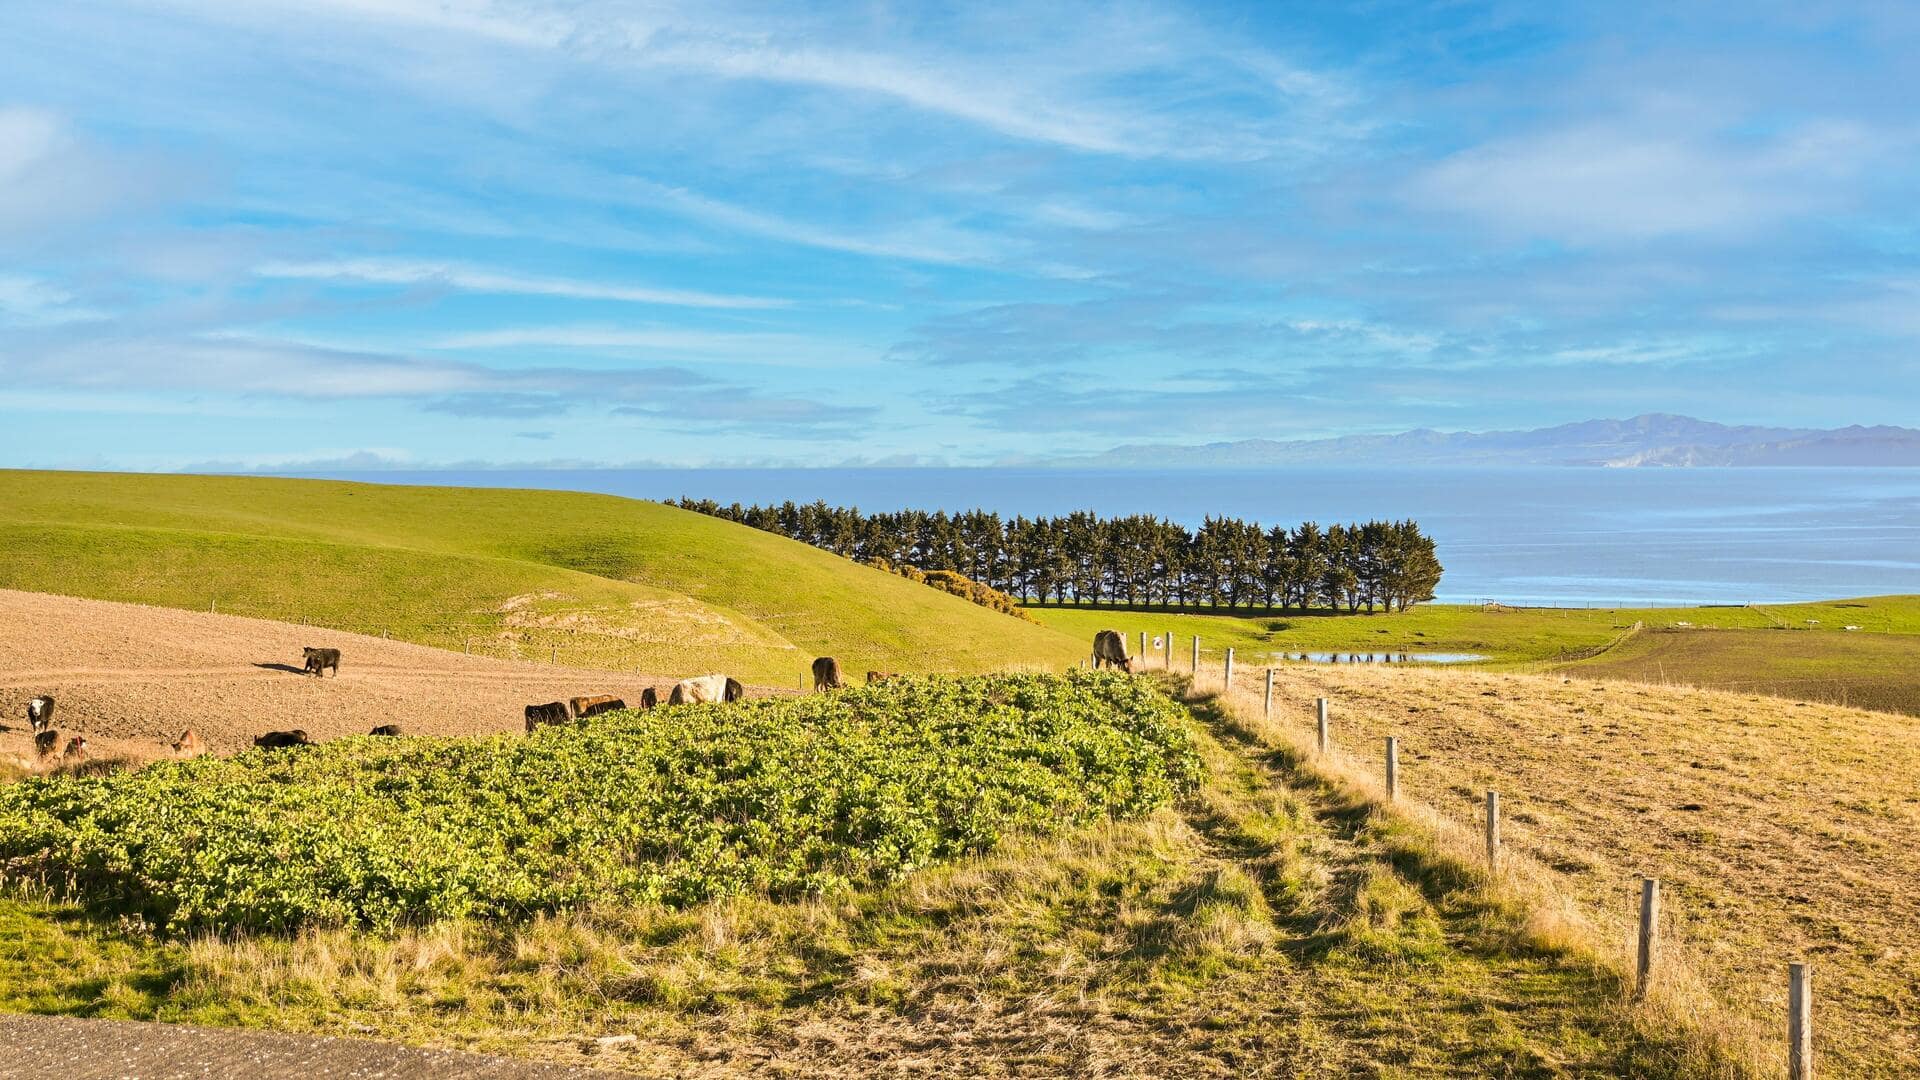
top-left (1212, 660), bottom-right (1920, 1076)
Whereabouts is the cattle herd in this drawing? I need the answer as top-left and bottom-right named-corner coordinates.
top-left (14, 636), bottom-right (1138, 772)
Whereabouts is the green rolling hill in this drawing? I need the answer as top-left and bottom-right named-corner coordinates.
top-left (0, 470), bottom-right (1087, 682)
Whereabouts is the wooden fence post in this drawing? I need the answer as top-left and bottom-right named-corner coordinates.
top-left (1224, 647), bottom-right (1234, 690)
top-left (1315, 697), bottom-right (1330, 753)
top-left (1164, 631), bottom-right (1172, 669)
top-left (1140, 631), bottom-right (1147, 665)
top-left (1789, 962), bottom-right (1812, 1080)
top-left (1635, 877), bottom-right (1660, 1000)
top-left (1263, 669), bottom-right (1274, 716)
top-left (1485, 790), bottom-right (1500, 868)
top-left (1191, 635), bottom-right (1200, 675)
top-left (1385, 737), bottom-right (1399, 800)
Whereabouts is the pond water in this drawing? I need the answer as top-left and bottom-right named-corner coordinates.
top-left (1267, 651), bottom-right (1488, 665)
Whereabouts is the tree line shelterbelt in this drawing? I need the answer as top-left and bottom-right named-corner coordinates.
top-left (670, 499), bottom-right (1444, 613)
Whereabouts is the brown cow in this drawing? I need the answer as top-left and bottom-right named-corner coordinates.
top-left (26, 695), bottom-right (54, 733)
top-left (61, 736), bottom-right (89, 763)
top-left (254, 729), bottom-right (312, 749)
top-left (570, 695), bottom-right (625, 718)
top-left (369, 724), bottom-right (403, 737)
top-left (33, 730), bottom-right (60, 759)
top-left (302, 647), bottom-right (341, 678)
top-left (811, 656), bottom-right (843, 692)
top-left (171, 729), bottom-right (205, 758)
top-left (639, 687), bottom-right (659, 710)
top-left (525, 701), bottom-right (570, 732)
top-left (1092, 630), bottom-right (1132, 672)
top-left (866, 670), bottom-right (897, 685)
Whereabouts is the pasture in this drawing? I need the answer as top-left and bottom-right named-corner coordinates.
top-left (0, 470), bottom-right (1087, 683)
top-left (1034, 596), bottom-right (1920, 714)
top-left (1213, 660), bottom-right (1920, 1077)
top-left (1551, 626), bottom-right (1920, 716)
top-left (0, 673), bottom-right (1730, 1076)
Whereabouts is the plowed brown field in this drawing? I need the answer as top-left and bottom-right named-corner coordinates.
top-left (0, 589), bottom-right (767, 764)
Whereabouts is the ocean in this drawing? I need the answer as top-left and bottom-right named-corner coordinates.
top-left (288, 467), bottom-right (1920, 607)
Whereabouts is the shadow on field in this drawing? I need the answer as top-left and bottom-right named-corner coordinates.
top-left (251, 662), bottom-right (308, 676)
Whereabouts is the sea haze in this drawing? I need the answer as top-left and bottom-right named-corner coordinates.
top-left (284, 467), bottom-right (1920, 607)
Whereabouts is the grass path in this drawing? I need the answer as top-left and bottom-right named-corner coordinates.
top-left (0, 680), bottom-right (1733, 1077)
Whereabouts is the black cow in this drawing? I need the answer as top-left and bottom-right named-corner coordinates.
top-left (724, 677), bottom-right (744, 703)
top-left (368, 724), bottom-right (403, 737)
top-left (302, 647), bottom-right (341, 678)
top-left (33, 730), bottom-right (60, 758)
top-left (254, 729), bottom-right (312, 749)
top-left (26, 695), bottom-right (54, 734)
top-left (811, 657), bottom-right (843, 692)
top-left (639, 687), bottom-right (659, 710)
top-left (524, 701), bottom-right (570, 733)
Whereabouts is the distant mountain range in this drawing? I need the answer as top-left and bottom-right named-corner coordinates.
top-left (1048, 415), bottom-right (1920, 468)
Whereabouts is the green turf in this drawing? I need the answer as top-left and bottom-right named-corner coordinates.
top-left (1028, 595), bottom-right (1920, 668)
top-left (0, 470), bottom-right (1086, 682)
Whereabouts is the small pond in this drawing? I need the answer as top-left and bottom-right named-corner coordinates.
top-left (1268, 651), bottom-right (1487, 665)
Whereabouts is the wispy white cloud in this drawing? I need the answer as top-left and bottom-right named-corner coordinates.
top-left (0, 274), bottom-right (104, 326)
top-left (1406, 117), bottom-right (1898, 243)
top-left (435, 324), bottom-right (878, 367)
top-left (256, 258), bottom-right (788, 309)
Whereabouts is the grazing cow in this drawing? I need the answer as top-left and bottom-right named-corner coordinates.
top-left (369, 724), bottom-right (403, 737)
top-left (171, 729), bottom-right (205, 758)
top-left (866, 670), bottom-right (897, 685)
top-left (302, 647), bottom-right (341, 678)
top-left (524, 701), bottom-right (571, 732)
top-left (33, 730), bottom-right (60, 759)
top-left (61, 736), bottom-right (89, 763)
top-left (569, 694), bottom-right (625, 718)
top-left (26, 695), bottom-right (54, 734)
top-left (1092, 630), bottom-right (1132, 673)
top-left (254, 729), bottom-right (312, 749)
top-left (640, 687), bottom-right (659, 709)
top-left (811, 656), bottom-right (843, 693)
top-left (668, 675), bottom-right (736, 705)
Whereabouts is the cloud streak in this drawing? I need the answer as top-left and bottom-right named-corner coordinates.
top-left (257, 258), bottom-right (789, 309)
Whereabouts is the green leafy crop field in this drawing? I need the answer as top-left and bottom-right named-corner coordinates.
top-left (0, 673), bottom-right (1199, 932)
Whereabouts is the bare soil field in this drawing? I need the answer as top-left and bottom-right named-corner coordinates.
top-left (0, 589), bottom-right (745, 765)
top-left (1215, 659), bottom-right (1920, 1076)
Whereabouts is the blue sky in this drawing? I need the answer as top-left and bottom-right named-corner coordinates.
top-left (1, 1), bottom-right (1916, 469)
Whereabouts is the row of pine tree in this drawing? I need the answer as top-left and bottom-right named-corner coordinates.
top-left (671, 499), bottom-right (1444, 613)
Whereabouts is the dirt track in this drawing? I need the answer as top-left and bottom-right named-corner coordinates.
top-left (0, 589), bottom-right (720, 764)
top-left (0, 1014), bottom-right (625, 1079)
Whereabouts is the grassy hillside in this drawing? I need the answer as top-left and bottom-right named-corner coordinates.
top-left (0, 471), bottom-right (1086, 682)
top-left (1217, 661), bottom-right (1920, 1076)
top-left (0, 675), bottom-right (1734, 1076)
